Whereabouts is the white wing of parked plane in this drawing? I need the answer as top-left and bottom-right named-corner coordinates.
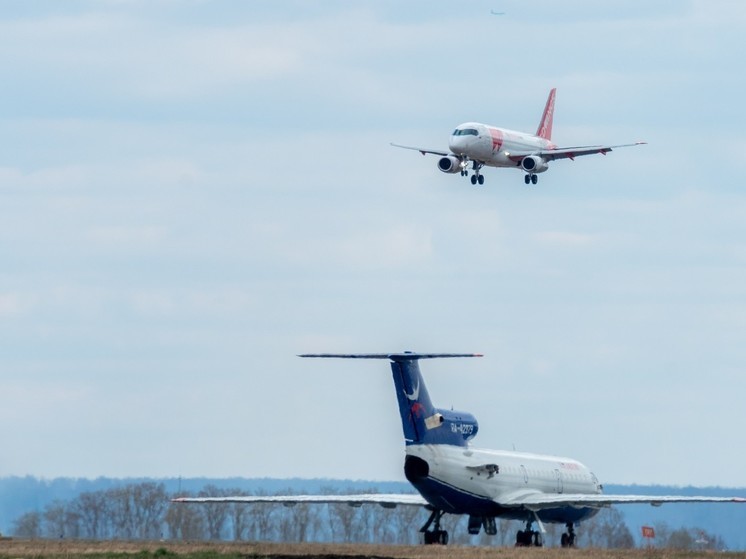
top-left (508, 141), bottom-right (647, 163)
top-left (174, 490), bottom-right (745, 510)
top-left (501, 491), bottom-right (746, 509)
top-left (172, 494), bottom-right (427, 508)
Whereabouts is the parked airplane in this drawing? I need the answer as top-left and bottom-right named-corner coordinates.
top-left (392, 89), bottom-right (646, 185)
top-left (174, 353), bottom-right (745, 547)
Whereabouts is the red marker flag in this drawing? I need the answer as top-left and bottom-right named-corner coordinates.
top-left (642, 526), bottom-right (655, 539)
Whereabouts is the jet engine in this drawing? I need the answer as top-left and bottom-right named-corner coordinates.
top-left (436, 408), bottom-right (479, 442)
top-left (521, 155), bottom-right (549, 173)
top-left (437, 155), bottom-right (463, 173)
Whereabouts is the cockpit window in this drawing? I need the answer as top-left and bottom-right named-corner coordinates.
top-left (452, 128), bottom-right (478, 136)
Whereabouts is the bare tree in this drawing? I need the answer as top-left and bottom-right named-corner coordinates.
top-left (327, 502), bottom-right (360, 542)
top-left (582, 508), bottom-right (634, 548)
top-left (225, 488), bottom-right (251, 541)
top-left (107, 486), bottom-right (134, 539)
top-left (667, 527), bottom-right (695, 550)
top-left (13, 511), bottom-right (42, 538)
top-left (42, 500), bottom-right (68, 539)
top-left (165, 496), bottom-right (206, 540)
top-left (131, 482), bottom-right (167, 539)
top-left (388, 504), bottom-right (424, 545)
top-left (246, 501), bottom-right (275, 541)
top-left (74, 491), bottom-right (110, 539)
top-left (198, 485), bottom-right (229, 540)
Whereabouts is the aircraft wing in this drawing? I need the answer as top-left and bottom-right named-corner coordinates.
top-left (390, 143), bottom-right (450, 157)
top-left (172, 493), bottom-right (427, 508)
top-left (501, 491), bottom-right (746, 510)
top-left (508, 142), bottom-right (646, 163)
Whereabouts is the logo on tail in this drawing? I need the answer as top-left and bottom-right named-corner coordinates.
top-left (536, 88), bottom-right (556, 141)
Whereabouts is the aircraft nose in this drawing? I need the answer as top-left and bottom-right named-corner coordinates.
top-left (449, 136), bottom-right (466, 154)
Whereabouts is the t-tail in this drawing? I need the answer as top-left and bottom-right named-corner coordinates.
top-left (300, 352), bottom-right (481, 447)
top-left (535, 88), bottom-right (556, 141)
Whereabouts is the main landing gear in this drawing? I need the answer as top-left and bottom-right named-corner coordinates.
top-left (421, 509), bottom-right (449, 545)
top-left (466, 161), bottom-right (485, 186)
top-left (524, 173), bottom-right (538, 185)
top-left (470, 174), bottom-right (485, 186)
top-left (515, 520), bottom-right (543, 547)
top-left (561, 522), bottom-right (577, 548)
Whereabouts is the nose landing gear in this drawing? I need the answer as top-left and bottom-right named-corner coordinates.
top-left (524, 173), bottom-right (538, 185)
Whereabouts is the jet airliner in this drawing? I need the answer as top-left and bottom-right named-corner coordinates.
top-left (392, 89), bottom-right (646, 185)
top-left (174, 353), bottom-right (744, 547)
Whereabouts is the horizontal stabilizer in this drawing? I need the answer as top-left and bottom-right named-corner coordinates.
top-left (299, 353), bottom-right (482, 361)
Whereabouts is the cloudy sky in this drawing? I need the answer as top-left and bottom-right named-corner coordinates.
top-left (1, 1), bottom-right (745, 489)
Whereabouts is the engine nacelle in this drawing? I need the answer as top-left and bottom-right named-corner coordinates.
top-left (435, 408), bottom-right (479, 443)
top-left (438, 155), bottom-right (462, 174)
top-left (521, 155), bottom-right (549, 173)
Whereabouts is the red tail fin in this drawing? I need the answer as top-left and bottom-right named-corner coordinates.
top-left (536, 88), bottom-right (556, 141)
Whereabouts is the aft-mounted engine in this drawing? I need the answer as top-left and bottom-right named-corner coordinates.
top-left (521, 155), bottom-right (549, 173)
top-left (435, 408), bottom-right (479, 443)
top-left (438, 155), bottom-right (463, 174)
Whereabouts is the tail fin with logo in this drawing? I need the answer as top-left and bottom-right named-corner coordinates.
top-left (535, 88), bottom-right (557, 141)
top-left (300, 352), bottom-right (481, 447)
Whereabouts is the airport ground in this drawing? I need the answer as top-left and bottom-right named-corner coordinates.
top-left (2, 540), bottom-right (746, 559)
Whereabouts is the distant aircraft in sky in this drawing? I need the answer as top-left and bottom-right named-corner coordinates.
top-left (174, 352), bottom-right (745, 547)
top-left (392, 88), bottom-right (646, 185)
top-left (490, 10), bottom-right (505, 15)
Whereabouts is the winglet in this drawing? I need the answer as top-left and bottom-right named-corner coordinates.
top-left (536, 88), bottom-right (556, 141)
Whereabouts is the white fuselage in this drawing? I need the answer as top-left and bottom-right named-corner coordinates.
top-left (448, 122), bottom-right (556, 169)
top-left (406, 443), bottom-right (602, 519)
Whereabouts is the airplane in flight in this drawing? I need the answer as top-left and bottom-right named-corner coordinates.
top-left (174, 353), bottom-right (745, 547)
top-left (392, 89), bottom-right (646, 186)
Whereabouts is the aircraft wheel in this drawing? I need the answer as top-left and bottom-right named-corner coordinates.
top-left (524, 174), bottom-right (530, 185)
top-left (438, 530), bottom-right (449, 545)
top-left (531, 174), bottom-right (538, 185)
top-left (477, 175), bottom-right (484, 185)
top-left (470, 175), bottom-right (477, 185)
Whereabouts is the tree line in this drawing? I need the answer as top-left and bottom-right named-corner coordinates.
top-left (9, 481), bottom-right (727, 549)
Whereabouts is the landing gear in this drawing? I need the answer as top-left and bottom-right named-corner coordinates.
top-left (515, 520), bottom-right (543, 547)
top-left (524, 173), bottom-right (538, 185)
top-left (560, 522), bottom-right (576, 548)
top-left (421, 509), bottom-right (449, 545)
top-left (468, 515), bottom-right (497, 535)
top-left (467, 161), bottom-right (485, 186)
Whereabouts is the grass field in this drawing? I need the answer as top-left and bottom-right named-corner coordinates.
top-left (2, 540), bottom-right (746, 559)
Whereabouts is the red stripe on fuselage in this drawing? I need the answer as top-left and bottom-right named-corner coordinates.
top-left (489, 128), bottom-right (504, 152)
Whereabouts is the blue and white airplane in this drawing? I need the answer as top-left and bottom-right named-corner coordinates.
top-left (392, 88), bottom-right (646, 186)
top-left (174, 353), bottom-right (745, 547)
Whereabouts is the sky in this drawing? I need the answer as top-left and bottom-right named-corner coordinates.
top-left (1, 0), bottom-right (746, 489)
